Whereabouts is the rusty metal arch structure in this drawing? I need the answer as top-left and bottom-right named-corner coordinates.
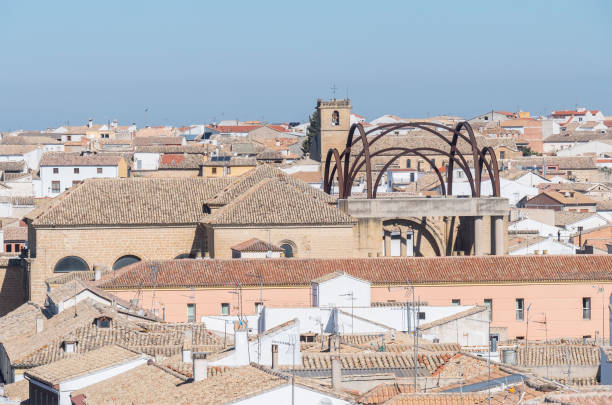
top-left (323, 121), bottom-right (501, 199)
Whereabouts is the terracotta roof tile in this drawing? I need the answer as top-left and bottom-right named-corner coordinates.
top-left (73, 364), bottom-right (287, 405)
top-left (203, 177), bottom-right (354, 225)
top-left (39, 152), bottom-right (124, 167)
top-left (205, 164), bottom-right (336, 206)
top-left (25, 345), bottom-right (143, 386)
top-left (230, 238), bottom-right (283, 252)
top-left (30, 177), bottom-right (233, 226)
top-left (97, 255), bottom-right (612, 290)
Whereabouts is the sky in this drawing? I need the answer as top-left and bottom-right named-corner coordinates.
top-left (1, 1), bottom-right (611, 130)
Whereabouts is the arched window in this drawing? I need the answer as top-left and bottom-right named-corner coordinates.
top-left (331, 110), bottom-right (340, 126)
top-left (175, 253), bottom-right (195, 259)
top-left (112, 255), bottom-right (141, 271)
top-left (280, 241), bottom-right (296, 258)
top-left (54, 256), bottom-right (89, 273)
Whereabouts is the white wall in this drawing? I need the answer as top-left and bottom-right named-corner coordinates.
top-left (314, 275), bottom-right (371, 308)
top-left (237, 385), bottom-right (349, 405)
top-left (133, 152), bottom-right (160, 171)
top-left (40, 165), bottom-right (119, 197)
top-left (509, 218), bottom-right (570, 240)
top-left (509, 237), bottom-right (575, 255)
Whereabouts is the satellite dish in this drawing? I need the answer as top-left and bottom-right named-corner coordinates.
top-left (266, 250), bottom-right (273, 258)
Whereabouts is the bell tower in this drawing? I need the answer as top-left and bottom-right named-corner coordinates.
top-left (310, 98), bottom-right (351, 162)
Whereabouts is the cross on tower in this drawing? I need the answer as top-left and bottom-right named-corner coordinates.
top-left (331, 84), bottom-right (338, 99)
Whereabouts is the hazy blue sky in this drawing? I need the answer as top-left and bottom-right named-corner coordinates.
top-left (1, 1), bottom-right (610, 130)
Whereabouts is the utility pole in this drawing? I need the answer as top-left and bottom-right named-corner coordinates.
top-left (273, 338), bottom-right (297, 405)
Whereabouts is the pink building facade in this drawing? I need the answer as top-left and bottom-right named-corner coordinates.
top-left (100, 256), bottom-right (612, 342)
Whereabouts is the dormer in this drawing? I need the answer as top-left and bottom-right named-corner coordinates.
top-left (63, 340), bottom-right (78, 353)
top-left (94, 316), bottom-right (112, 328)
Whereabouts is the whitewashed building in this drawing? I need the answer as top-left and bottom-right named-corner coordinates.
top-left (39, 152), bottom-right (127, 197)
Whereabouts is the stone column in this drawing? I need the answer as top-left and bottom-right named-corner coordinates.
top-left (384, 230), bottom-right (391, 257)
top-left (400, 229), bottom-right (407, 257)
top-left (494, 216), bottom-right (504, 255)
top-left (473, 216), bottom-right (484, 256)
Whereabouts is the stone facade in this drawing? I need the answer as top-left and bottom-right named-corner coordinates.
top-left (28, 225), bottom-right (205, 303)
top-left (0, 257), bottom-right (27, 317)
top-left (310, 99), bottom-right (351, 162)
top-left (206, 224), bottom-right (356, 259)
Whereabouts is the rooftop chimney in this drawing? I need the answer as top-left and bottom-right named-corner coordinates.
top-left (93, 265), bottom-right (102, 281)
top-left (331, 355), bottom-right (341, 392)
top-left (192, 352), bottom-right (207, 382)
top-left (88, 118), bottom-right (93, 128)
top-left (271, 344), bottom-right (279, 370)
top-left (182, 329), bottom-right (193, 363)
top-left (36, 316), bottom-right (43, 334)
top-left (234, 320), bottom-right (249, 365)
top-left (64, 340), bottom-right (77, 353)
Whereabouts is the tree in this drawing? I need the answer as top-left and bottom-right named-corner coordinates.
top-left (301, 108), bottom-right (320, 155)
top-left (521, 146), bottom-right (540, 156)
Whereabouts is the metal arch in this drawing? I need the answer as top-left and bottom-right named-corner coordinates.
top-left (371, 148), bottom-right (447, 198)
top-left (479, 146), bottom-right (501, 196)
top-left (362, 146), bottom-right (476, 197)
top-left (322, 120), bottom-right (501, 199)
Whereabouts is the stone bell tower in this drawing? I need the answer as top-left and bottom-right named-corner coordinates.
top-left (310, 98), bottom-right (352, 163)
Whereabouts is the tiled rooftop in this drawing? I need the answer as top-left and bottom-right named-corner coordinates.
top-left (516, 344), bottom-right (600, 367)
top-left (203, 177), bottom-right (354, 226)
top-left (39, 152), bottom-right (123, 166)
top-left (28, 177), bottom-right (233, 226)
top-left (230, 238), bottom-right (284, 252)
top-left (26, 345), bottom-right (143, 386)
top-left (73, 364), bottom-right (287, 405)
top-left (96, 255), bottom-right (612, 290)
top-left (204, 164), bottom-right (336, 206)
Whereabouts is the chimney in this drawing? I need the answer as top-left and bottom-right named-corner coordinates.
top-left (36, 316), bottom-right (43, 333)
top-left (271, 344), bottom-right (279, 370)
top-left (234, 321), bottom-right (249, 364)
top-left (182, 329), bottom-right (193, 363)
top-left (331, 355), bottom-right (341, 392)
top-left (88, 118), bottom-right (93, 128)
top-left (64, 340), bottom-right (77, 353)
top-left (192, 352), bottom-right (207, 382)
top-left (93, 265), bottom-right (102, 281)
top-left (112, 119), bottom-right (118, 128)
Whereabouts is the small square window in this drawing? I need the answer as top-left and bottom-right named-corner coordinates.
top-left (74, 168), bottom-right (80, 174)
top-left (221, 303), bottom-right (230, 316)
top-left (418, 312), bottom-right (426, 320)
top-left (53, 168), bottom-right (59, 174)
top-left (212, 167), bottom-right (217, 174)
top-left (97, 168), bottom-right (103, 174)
top-left (451, 299), bottom-right (460, 306)
top-left (51, 181), bottom-right (61, 193)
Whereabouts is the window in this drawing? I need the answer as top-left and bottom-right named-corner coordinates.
top-left (74, 168), bottom-right (79, 174)
top-left (212, 167), bottom-right (217, 174)
top-left (484, 299), bottom-right (493, 321)
top-left (515, 298), bottom-right (524, 321)
top-left (451, 299), bottom-right (460, 306)
top-left (53, 167), bottom-right (59, 174)
top-left (96, 317), bottom-right (111, 328)
top-left (406, 159), bottom-right (411, 169)
top-left (51, 181), bottom-right (61, 193)
top-left (500, 151), bottom-right (505, 160)
top-left (54, 256), bottom-right (89, 273)
top-left (331, 110), bottom-right (340, 126)
top-left (410, 173), bottom-right (415, 182)
top-left (418, 312), bottom-right (426, 320)
top-left (280, 242), bottom-right (295, 258)
top-left (67, 135), bottom-right (72, 141)
top-left (5, 244), bottom-right (11, 253)
top-left (430, 158), bottom-right (435, 168)
top-left (97, 168), bottom-right (103, 174)
top-left (582, 297), bottom-right (591, 320)
top-left (72, 180), bottom-right (80, 187)
top-left (221, 303), bottom-right (230, 315)
top-left (187, 304), bottom-right (196, 322)
top-left (112, 255), bottom-right (141, 270)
